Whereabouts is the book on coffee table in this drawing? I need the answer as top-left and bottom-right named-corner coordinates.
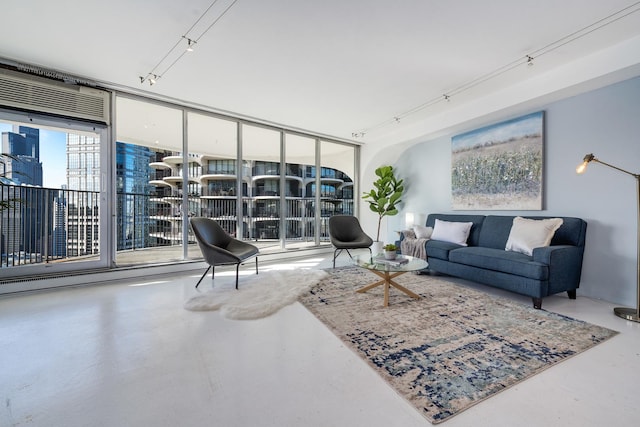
top-left (373, 255), bottom-right (410, 266)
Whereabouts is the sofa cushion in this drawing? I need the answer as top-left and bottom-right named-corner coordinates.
top-left (425, 239), bottom-right (464, 261)
top-left (477, 215), bottom-right (587, 249)
top-left (505, 217), bottom-right (563, 256)
top-left (448, 247), bottom-right (549, 280)
top-left (477, 216), bottom-right (516, 249)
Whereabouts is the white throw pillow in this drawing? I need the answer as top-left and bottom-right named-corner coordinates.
top-left (430, 219), bottom-right (473, 246)
top-left (413, 224), bottom-right (433, 239)
top-left (505, 217), bottom-right (564, 256)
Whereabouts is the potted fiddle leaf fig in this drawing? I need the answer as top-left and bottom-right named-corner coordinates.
top-left (362, 165), bottom-right (404, 250)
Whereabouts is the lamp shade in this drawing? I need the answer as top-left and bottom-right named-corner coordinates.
top-left (405, 212), bottom-right (415, 228)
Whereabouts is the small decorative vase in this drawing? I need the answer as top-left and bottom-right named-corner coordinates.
top-left (384, 250), bottom-right (397, 260)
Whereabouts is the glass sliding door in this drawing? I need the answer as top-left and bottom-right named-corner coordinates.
top-left (114, 96), bottom-right (185, 266)
top-left (0, 110), bottom-right (109, 282)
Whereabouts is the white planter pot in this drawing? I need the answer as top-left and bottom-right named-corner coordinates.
top-left (371, 241), bottom-right (384, 256)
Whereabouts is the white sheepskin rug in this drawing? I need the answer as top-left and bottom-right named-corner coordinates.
top-left (184, 268), bottom-right (328, 320)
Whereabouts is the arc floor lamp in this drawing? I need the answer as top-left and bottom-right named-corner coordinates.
top-left (576, 153), bottom-right (640, 323)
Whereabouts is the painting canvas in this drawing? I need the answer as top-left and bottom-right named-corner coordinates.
top-left (451, 111), bottom-right (544, 210)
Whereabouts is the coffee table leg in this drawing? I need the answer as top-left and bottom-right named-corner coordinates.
top-left (356, 270), bottom-right (420, 307)
top-left (356, 277), bottom-right (386, 293)
top-left (389, 279), bottom-right (421, 300)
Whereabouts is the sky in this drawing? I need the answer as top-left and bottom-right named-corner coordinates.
top-left (451, 111), bottom-right (544, 151)
top-left (1, 122), bottom-right (68, 188)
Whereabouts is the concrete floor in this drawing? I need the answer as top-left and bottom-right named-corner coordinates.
top-left (1, 251), bottom-right (639, 427)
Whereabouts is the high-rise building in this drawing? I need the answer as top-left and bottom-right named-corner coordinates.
top-left (65, 133), bottom-right (101, 255)
top-left (115, 142), bottom-right (154, 250)
top-left (0, 126), bottom-right (44, 262)
top-left (1, 127), bottom-right (43, 185)
top-left (51, 187), bottom-right (68, 258)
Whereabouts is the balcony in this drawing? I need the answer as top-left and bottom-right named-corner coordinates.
top-left (1, 185), bottom-right (350, 272)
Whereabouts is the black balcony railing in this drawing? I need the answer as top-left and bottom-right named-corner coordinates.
top-left (1, 184), bottom-right (352, 269)
top-left (1, 184), bottom-right (99, 267)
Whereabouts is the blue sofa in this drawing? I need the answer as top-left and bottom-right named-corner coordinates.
top-left (406, 213), bottom-right (587, 309)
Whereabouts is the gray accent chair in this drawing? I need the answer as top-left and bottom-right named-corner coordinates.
top-left (329, 215), bottom-right (374, 268)
top-left (190, 217), bottom-right (259, 289)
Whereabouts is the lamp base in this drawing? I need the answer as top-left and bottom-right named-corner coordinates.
top-left (613, 307), bottom-right (640, 323)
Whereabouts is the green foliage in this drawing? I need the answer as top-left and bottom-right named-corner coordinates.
top-left (383, 243), bottom-right (397, 251)
top-left (362, 165), bottom-right (404, 241)
top-left (452, 149), bottom-right (542, 196)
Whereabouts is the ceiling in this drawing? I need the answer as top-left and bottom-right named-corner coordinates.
top-left (2, 0), bottom-right (640, 145)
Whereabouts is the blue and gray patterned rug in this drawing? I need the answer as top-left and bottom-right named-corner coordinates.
top-left (299, 266), bottom-right (618, 424)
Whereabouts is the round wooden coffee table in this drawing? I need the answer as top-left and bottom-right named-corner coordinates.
top-left (352, 254), bottom-right (428, 307)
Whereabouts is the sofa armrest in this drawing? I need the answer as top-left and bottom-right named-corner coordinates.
top-left (532, 245), bottom-right (584, 294)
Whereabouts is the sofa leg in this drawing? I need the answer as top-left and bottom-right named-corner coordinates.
top-left (567, 290), bottom-right (577, 300)
top-left (532, 297), bottom-right (542, 309)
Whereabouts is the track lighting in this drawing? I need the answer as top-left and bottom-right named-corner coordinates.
top-left (351, 2), bottom-right (640, 139)
top-left (184, 37), bottom-right (197, 52)
top-left (139, 73), bottom-right (159, 86)
top-left (139, 0), bottom-right (239, 86)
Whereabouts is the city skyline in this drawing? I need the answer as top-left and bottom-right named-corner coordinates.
top-left (0, 122), bottom-right (67, 188)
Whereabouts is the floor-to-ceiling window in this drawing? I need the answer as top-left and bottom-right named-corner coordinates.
top-left (0, 73), bottom-right (358, 287)
top-left (186, 111), bottom-right (239, 259)
top-left (242, 123), bottom-right (282, 250)
top-left (319, 140), bottom-right (356, 239)
top-left (285, 133), bottom-right (317, 249)
top-left (114, 96), bottom-right (184, 266)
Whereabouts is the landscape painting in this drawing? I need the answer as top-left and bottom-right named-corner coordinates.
top-left (451, 111), bottom-right (544, 210)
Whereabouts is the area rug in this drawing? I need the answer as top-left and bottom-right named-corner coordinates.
top-left (298, 266), bottom-right (618, 424)
top-left (184, 269), bottom-right (328, 320)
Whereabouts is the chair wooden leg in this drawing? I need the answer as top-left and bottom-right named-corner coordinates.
top-left (195, 266), bottom-right (212, 288)
top-left (235, 263), bottom-right (240, 289)
top-left (255, 257), bottom-right (259, 275)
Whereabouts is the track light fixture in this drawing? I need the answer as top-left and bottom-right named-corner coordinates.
top-left (139, 0), bottom-right (239, 86)
top-left (351, 2), bottom-right (640, 139)
top-left (184, 37), bottom-right (197, 52)
top-left (139, 73), bottom-right (159, 86)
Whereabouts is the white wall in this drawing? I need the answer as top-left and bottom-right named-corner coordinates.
top-left (366, 75), bottom-right (640, 306)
